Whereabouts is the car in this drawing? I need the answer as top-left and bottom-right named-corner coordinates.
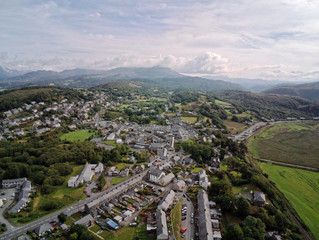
top-left (1, 192), bottom-right (5, 195)
top-left (181, 233), bottom-right (185, 238)
top-left (191, 218), bottom-right (194, 224)
top-left (182, 217), bottom-right (186, 221)
top-left (191, 213), bottom-right (194, 217)
top-left (180, 227), bottom-right (187, 233)
top-left (130, 222), bottom-right (137, 226)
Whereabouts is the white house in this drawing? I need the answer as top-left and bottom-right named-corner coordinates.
top-left (149, 168), bottom-right (165, 184)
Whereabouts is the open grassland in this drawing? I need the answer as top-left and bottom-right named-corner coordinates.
top-left (111, 176), bottom-right (130, 185)
top-left (98, 226), bottom-right (137, 240)
top-left (215, 99), bottom-right (232, 108)
top-left (249, 122), bottom-right (319, 168)
top-left (224, 120), bottom-right (247, 133)
top-left (60, 129), bottom-right (94, 141)
top-left (180, 116), bottom-right (197, 124)
top-left (260, 163), bottom-right (319, 239)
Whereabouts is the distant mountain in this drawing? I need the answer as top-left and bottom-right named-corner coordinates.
top-left (202, 75), bottom-right (291, 92)
top-left (215, 90), bottom-right (319, 119)
top-left (0, 67), bottom-right (25, 81)
top-left (0, 66), bottom-right (243, 91)
top-left (263, 81), bottom-right (319, 102)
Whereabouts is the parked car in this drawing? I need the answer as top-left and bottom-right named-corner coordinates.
top-left (182, 217), bottom-right (186, 221)
top-left (180, 227), bottom-right (187, 233)
top-left (191, 212), bottom-right (194, 218)
top-left (181, 233), bottom-right (185, 238)
top-left (1, 192), bottom-right (5, 195)
top-left (191, 218), bottom-right (194, 224)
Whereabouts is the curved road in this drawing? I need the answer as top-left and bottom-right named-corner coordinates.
top-left (0, 171), bottom-right (148, 240)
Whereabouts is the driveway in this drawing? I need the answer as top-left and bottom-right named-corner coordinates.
top-left (0, 188), bottom-right (18, 232)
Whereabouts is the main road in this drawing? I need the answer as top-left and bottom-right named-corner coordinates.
top-left (0, 171), bottom-right (148, 240)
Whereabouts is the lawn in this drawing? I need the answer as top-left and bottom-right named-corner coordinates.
top-left (260, 163), bottom-right (319, 239)
top-left (60, 129), bottom-right (95, 141)
top-left (115, 163), bottom-right (131, 170)
top-left (172, 199), bottom-right (183, 240)
top-left (103, 140), bottom-right (118, 146)
top-left (191, 167), bottom-right (203, 173)
top-left (111, 176), bottom-right (129, 185)
top-left (99, 226), bottom-right (137, 240)
top-left (89, 224), bottom-right (101, 233)
top-left (248, 122), bottom-right (319, 168)
top-left (135, 224), bottom-right (156, 240)
top-left (180, 116), bottom-right (197, 124)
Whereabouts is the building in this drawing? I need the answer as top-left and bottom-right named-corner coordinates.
top-left (8, 180), bottom-right (32, 214)
top-left (159, 190), bottom-right (175, 211)
top-left (68, 162), bottom-right (104, 188)
top-left (2, 178), bottom-right (27, 188)
top-left (149, 168), bottom-right (165, 184)
top-left (74, 214), bottom-right (94, 227)
top-left (158, 173), bottom-right (175, 186)
top-left (198, 190), bottom-right (214, 240)
top-left (106, 219), bottom-right (119, 230)
top-left (172, 180), bottom-right (186, 192)
top-left (198, 170), bottom-right (211, 189)
top-left (156, 208), bottom-right (169, 240)
top-left (34, 223), bottom-right (53, 236)
top-left (254, 191), bottom-right (266, 206)
top-left (106, 133), bottom-right (115, 141)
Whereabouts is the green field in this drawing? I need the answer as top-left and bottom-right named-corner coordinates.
top-left (111, 176), bottom-right (129, 185)
top-left (60, 129), bottom-right (95, 141)
top-left (98, 226), bottom-right (137, 240)
top-left (224, 120), bottom-right (247, 134)
top-left (249, 122), bottom-right (319, 168)
top-left (260, 163), bottom-right (319, 239)
top-left (180, 116), bottom-right (197, 124)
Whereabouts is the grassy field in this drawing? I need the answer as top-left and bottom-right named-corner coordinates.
top-left (260, 163), bottom-right (319, 239)
top-left (249, 122), bottom-right (319, 168)
top-left (215, 99), bottom-right (232, 108)
top-left (172, 199), bottom-right (183, 240)
top-left (224, 120), bottom-right (247, 133)
top-left (191, 167), bottom-right (203, 173)
top-left (60, 129), bottom-right (94, 141)
top-left (103, 140), bottom-right (118, 146)
top-left (98, 226), bottom-right (137, 240)
top-left (111, 176), bottom-right (129, 185)
top-left (115, 163), bottom-right (131, 170)
top-left (180, 116), bottom-right (197, 124)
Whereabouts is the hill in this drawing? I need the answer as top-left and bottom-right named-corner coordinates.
top-left (0, 66), bottom-right (242, 91)
top-left (0, 86), bottom-right (84, 112)
top-left (215, 90), bottom-right (319, 119)
top-left (263, 81), bottom-right (319, 102)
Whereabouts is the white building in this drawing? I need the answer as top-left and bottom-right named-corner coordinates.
top-left (149, 168), bottom-right (165, 184)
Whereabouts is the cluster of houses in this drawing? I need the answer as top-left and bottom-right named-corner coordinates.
top-left (198, 190), bottom-right (222, 240)
top-left (107, 164), bottom-right (145, 178)
top-left (1, 178), bottom-right (32, 214)
top-left (0, 91), bottom-right (119, 140)
top-left (68, 162), bottom-right (104, 188)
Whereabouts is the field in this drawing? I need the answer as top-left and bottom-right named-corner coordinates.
top-left (98, 226), bottom-right (137, 240)
top-left (111, 176), bottom-right (129, 185)
top-left (60, 129), bottom-right (95, 141)
top-left (248, 122), bottom-right (319, 168)
top-left (180, 116), bottom-right (197, 124)
top-left (224, 120), bottom-right (247, 133)
top-left (260, 163), bottom-right (319, 239)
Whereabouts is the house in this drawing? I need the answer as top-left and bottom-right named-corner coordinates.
top-left (198, 190), bottom-right (214, 240)
top-left (95, 163), bottom-right (104, 173)
top-left (34, 223), bottom-right (53, 236)
top-left (114, 215), bottom-right (123, 223)
top-left (2, 178), bottom-right (27, 188)
top-left (172, 180), bottom-right (186, 192)
top-left (68, 162), bottom-right (103, 188)
top-left (213, 231), bottom-right (222, 240)
top-left (120, 168), bottom-right (130, 177)
top-left (107, 133), bottom-right (115, 141)
top-left (108, 167), bottom-right (119, 176)
top-left (74, 214), bottom-right (94, 227)
top-left (211, 219), bottom-right (220, 229)
top-left (156, 209), bottom-right (169, 240)
top-left (198, 170), bottom-right (211, 189)
top-left (158, 173), bottom-right (175, 186)
top-left (210, 157), bottom-right (220, 169)
top-left (254, 191), bottom-right (266, 206)
top-left (159, 190), bottom-right (175, 211)
top-left (68, 176), bottom-right (78, 188)
top-left (149, 168), bottom-right (165, 184)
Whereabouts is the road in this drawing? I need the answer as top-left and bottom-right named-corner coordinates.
top-left (233, 122), bottom-right (266, 141)
top-left (183, 193), bottom-right (194, 240)
top-left (0, 188), bottom-right (17, 232)
top-left (0, 171), bottom-right (148, 240)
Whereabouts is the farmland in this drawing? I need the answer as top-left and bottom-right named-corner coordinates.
top-left (248, 122), bottom-right (319, 168)
top-left (259, 163), bottom-right (319, 239)
top-left (60, 129), bottom-right (95, 141)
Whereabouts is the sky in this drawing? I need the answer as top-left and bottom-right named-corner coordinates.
top-left (1, 0), bottom-right (319, 81)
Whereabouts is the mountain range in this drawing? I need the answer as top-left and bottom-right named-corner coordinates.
top-left (263, 81), bottom-right (319, 102)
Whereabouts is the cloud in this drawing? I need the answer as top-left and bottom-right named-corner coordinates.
top-left (1, 0), bottom-right (319, 81)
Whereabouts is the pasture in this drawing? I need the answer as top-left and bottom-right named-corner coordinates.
top-left (248, 122), bottom-right (319, 168)
top-left (260, 163), bottom-right (319, 239)
top-left (60, 129), bottom-right (94, 141)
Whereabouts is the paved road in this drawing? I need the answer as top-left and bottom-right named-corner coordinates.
top-left (183, 193), bottom-right (195, 240)
top-left (0, 171), bottom-right (148, 240)
top-left (233, 122), bottom-right (266, 141)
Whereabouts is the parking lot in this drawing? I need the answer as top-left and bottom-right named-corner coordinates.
top-left (0, 188), bottom-right (17, 232)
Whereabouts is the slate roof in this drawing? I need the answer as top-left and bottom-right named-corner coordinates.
top-left (34, 223), bottom-right (53, 236)
top-left (156, 208), bottom-right (169, 240)
top-left (197, 190), bottom-right (214, 240)
top-left (74, 214), bottom-right (94, 226)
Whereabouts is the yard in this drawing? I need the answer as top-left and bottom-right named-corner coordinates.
top-left (60, 129), bottom-right (95, 141)
top-left (98, 226), bottom-right (137, 240)
top-left (190, 167), bottom-right (203, 173)
top-left (111, 176), bottom-right (130, 185)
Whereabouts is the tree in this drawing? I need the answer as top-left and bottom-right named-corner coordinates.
top-left (236, 197), bottom-right (251, 218)
top-left (58, 212), bottom-right (67, 223)
top-left (70, 232), bottom-right (78, 240)
top-left (224, 224), bottom-right (244, 240)
top-left (241, 216), bottom-right (266, 240)
top-left (275, 212), bottom-right (287, 233)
